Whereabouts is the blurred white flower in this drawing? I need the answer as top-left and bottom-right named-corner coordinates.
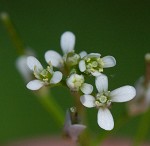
top-left (79, 53), bottom-right (116, 76)
top-left (128, 76), bottom-right (150, 115)
top-left (64, 109), bottom-right (86, 141)
top-left (26, 56), bottom-right (62, 90)
top-left (128, 53), bottom-right (150, 115)
top-left (80, 74), bottom-right (136, 130)
top-left (16, 55), bottom-right (32, 82)
top-left (15, 48), bottom-right (36, 82)
top-left (66, 73), bottom-right (93, 94)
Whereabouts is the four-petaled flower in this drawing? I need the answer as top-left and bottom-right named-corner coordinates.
top-left (26, 56), bottom-right (62, 90)
top-left (66, 73), bottom-right (93, 94)
top-left (80, 74), bottom-right (136, 130)
top-left (79, 52), bottom-right (116, 76)
top-left (45, 31), bottom-right (81, 69)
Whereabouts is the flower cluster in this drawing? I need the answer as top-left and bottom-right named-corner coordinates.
top-left (25, 31), bottom-right (136, 130)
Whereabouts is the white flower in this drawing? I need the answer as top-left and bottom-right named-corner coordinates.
top-left (66, 73), bottom-right (93, 94)
top-left (64, 109), bottom-right (86, 141)
top-left (128, 76), bottom-right (150, 115)
top-left (15, 48), bottom-right (36, 82)
top-left (26, 56), bottom-right (62, 90)
top-left (16, 55), bottom-right (32, 82)
top-left (45, 31), bottom-right (81, 68)
top-left (79, 53), bottom-right (116, 76)
top-left (80, 74), bottom-right (136, 130)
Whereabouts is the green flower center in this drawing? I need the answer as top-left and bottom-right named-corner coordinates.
top-left (72, 76), bottom-right (84, 89)
top-left (85, 57), bottom-right (104, 74)
top-left (95, 92), bottom-right (111, 107)
top-left (34, 66), bottom-right (53, 83)
top-left (65, 52), bottom-right (80, 66)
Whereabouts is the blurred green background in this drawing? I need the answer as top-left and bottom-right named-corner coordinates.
top-left (0, 0), bottom-right (150, 144)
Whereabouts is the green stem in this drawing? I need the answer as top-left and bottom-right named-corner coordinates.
top-left (1, 11), bottom-right (65, 130)
top-left (0, 12), bottom-right (25, 55)
top-left (71, 92), bottom-right (93, 146)
top-left (132, 109), bottom-right (150, 146)
top-left (36, 88), bottom-right (64, 127)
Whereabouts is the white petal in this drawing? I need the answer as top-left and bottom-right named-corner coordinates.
top-left (45, 50), bottom-right (63, 68)
top-left (79, 51), bottom-right (87, 58)
top-left (97, 108), bottom-right (114, 130)
top-left (26, 80), bottom-right (44, 90)
top-left (86, 53), bottom-right (101, 58)
top-left (110, 86), bottom-right (136, 102)
top-left (60, 31), bottom-right (75, 54)
top-left (79, 60), bottom-right (86, 72)
top-left (16, 56), bottom-right (32, 82)
top-left (50, 71), bottom-right (62, 84)
top-left (80, 95), bottom-right (96, 108)
top-left (91, 71), bottom-right (101, 77)
top-left (68, 124), bottom-right (86, 141)
top-left (80, 83), bottom-right (93, 94)
top-left (102, 56), bottom-right (116, 68)
top-left (66, 75), bottom-right (75, 90)
top-left (27, 56), bottom-right (43, 71)
top-left (95, 74), bottom-right (108, 93)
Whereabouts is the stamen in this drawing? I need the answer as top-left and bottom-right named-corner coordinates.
top-left (86, 58), bottom-right (91, 62)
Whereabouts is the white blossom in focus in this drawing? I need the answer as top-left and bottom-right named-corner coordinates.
top-left (80, 74), bottom-right (136, 130)
top-left (66, 73), bottom-right (93, 94)
top-left (26, 56), bottom-right (62, 90)
top-left (79, 53), bottom-right (116, 76)
top-left (45, 31), bottom-right (81, 68)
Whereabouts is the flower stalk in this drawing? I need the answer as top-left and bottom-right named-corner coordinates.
top-left (0, 12), bottom-right (25, 55)
top-left (36, 88), bottom-right (64, 126)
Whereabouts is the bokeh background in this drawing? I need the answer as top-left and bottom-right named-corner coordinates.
top-left (0, 0), bottom-right (150, 144)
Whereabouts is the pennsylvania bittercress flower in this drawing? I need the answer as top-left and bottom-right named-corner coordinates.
top-left (80, 74), bottom-right (136, 130)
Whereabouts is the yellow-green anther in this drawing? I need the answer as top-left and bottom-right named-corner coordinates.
top-left (87, 63), bottom-right (92, 69)
top-left (97, 58), bottom-right (104, 66)
top-left (95, 100), bottom-right (103, 107)
top-left (99, 68), bottom-right (103, 72)
top-left (86, 58), bottom-right (91, 62)
top-left (43, 78), bottom-right (49, 82)
top-left (40, 69), bottom-right (48, 77)
top-left (90, 68), bottom-right (95, 72)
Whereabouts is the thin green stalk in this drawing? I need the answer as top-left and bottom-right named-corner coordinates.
top-left (71, 92), bottom-right (93, 146)
top-left (1, 11), bottom-right (65, 133)
top-left (36, 89), bottom-right (64, 127)
top-left (0, 12), bottom-right (25, 55)
top-left (132, 109), bottom-right (150, 146)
